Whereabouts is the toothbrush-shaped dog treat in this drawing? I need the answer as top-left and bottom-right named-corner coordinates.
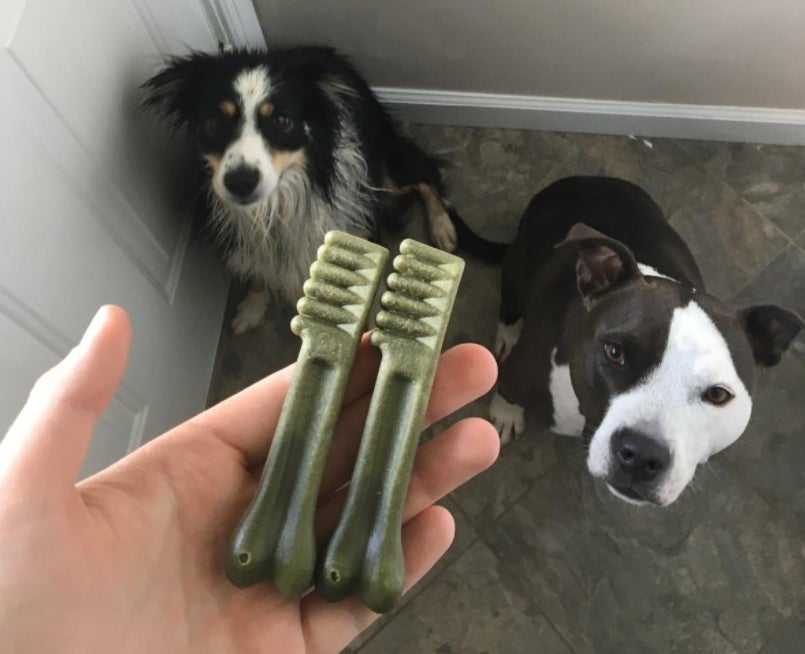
top-left (226, 231), bottom-right (388, 595)
top-left (317, 239), bottom-right (464, 612)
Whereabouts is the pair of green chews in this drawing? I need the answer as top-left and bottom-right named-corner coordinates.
top-left (225, 231), bottom-right (464, 613)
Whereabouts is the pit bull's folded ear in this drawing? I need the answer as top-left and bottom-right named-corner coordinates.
top-left (737, 304), bottom-right (804, 367)
top-left (556, 223), bottom-right (642, 308)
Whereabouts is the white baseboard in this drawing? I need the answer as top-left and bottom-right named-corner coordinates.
top-left (376, 87), bottom-right (805, 145)
top-left (202, 5), bottom-right (805, 145)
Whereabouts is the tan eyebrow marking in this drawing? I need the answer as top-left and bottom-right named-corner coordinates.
top-left (259, 101), bottom-right (274, 118)
top-left (219, 100), bottom-right (237, 117)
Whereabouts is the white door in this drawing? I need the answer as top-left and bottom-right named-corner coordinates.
top-left (0, 1), bottom-right (262, 477)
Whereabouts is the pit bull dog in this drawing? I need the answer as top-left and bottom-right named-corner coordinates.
top-left (488, 176), bottom-right (803, 506)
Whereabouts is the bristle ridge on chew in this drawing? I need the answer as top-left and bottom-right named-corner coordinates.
top-left (320, 246), bottom-right (376, 272)
top-left (392, 254), bottom-right (451, 282)
top-left (379, 291), bottom-right (441, 318)
top-left (292, 234), bottom-right (388, 336)
top-left (310, 261), bottom-right (368, 288)
top-left (374, 311), bottom-right (438, 339)
top-left (303, 279), bottom-right (363, 307)
top-left (385, 272), bottom-right (446, 299)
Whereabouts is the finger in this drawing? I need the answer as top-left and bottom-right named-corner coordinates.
top-left (194, 341), bottom-right (495, 468)
top-left (189, 334), bottom-right (381, 463)
top-left (317, 344), bottom-right (497, 496)
top-left (0, 306), bottom-right (131, 490)
top-left (301, 505), bottom-right (455, 654)
top-left (315, 417), bottom-right (499, 542)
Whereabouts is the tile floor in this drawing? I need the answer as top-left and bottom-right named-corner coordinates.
top-left (207, 125), bottom-right (805, 654)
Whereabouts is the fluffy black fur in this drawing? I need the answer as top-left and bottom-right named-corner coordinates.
top-left (142, 46), bottom-right (461, 331)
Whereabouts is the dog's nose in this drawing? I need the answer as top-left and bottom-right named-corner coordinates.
top-left (612, 429), bottom-right (669, 482)
top-left (224, 166), bottom-right (260, 199)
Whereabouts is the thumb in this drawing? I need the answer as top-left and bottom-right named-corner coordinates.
top-left (0, 305), bottom-right (131, 491)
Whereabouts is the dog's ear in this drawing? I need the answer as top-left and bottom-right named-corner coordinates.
top-left (737, 304), bottom-right (804, 367)
top-left (556, 223), bottom-right (642, 307)
top-left (140, 52), bottom-right (213, 131)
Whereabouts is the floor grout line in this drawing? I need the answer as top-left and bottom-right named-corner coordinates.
top-left (717, 455), bottom-right (805, 538)
top-left (668, 138), bottom-right (803, 302)
top-left (725, 242), bottom-right (797, 302)
top-left (467, 457), bottom-right (586, 653)
top-left (671, 139), bottom-right (801, 251)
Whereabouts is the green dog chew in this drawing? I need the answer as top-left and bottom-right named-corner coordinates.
top-left (226, 231), bottom-right (388, 595)
top-left (317, 238), bottom-right (464, 612)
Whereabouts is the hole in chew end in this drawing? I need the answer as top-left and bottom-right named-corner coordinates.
top-left (329, 570), bottom-right (340, 584)
top-left (237, 552), bottom-right (251, 565)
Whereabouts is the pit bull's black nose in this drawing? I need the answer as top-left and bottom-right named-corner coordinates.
top-left (612, 429), bottom-right (669, 482)
top-left (224, 166), bottom-right (260, 199)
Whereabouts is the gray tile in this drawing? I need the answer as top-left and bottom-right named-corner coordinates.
top-left (405, 124), bottom-right (578, 241)
top-left (758, 603), bottom-right (805, 654)
top-left (449, 419), bottom-right (559, 526)
top-left (342, 497), bottom-right (478, 653)
top-left (731, 242), bottom-right (805, 313)
top-left (206, 284), bottom-right (300, 406)
top-left (358, 541), bottom-right (572, 654)
top-left (726, 245), bottom-right (805, 529)
top-left (722, 349), bottom-right (805, 532)
top-left (677, 140), bottom-right (805, 239)
top-left (543, 134), bottom-right (704, 215)
top-left (484, 460), bottom-right (805, 654)
top-left (665, 183), bottom-right (788, 299)
top-left (546, 135), bottom-right (789, 299)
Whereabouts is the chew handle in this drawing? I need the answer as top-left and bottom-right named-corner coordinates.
top-left (226, 332), bottom-right (350, 592)
top-left (317, 342), bottom-right (429, 610)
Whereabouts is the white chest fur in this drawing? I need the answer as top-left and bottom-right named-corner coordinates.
top-left (548, 348), bottom-right (586, 436)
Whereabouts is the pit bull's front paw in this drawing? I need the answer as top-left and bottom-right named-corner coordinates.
top-left (429, 211), bottom-right (458, 252)
top-left (231, 290), bottom-right (269, 335)
top-left (489, 391), bottom-right (525, 445)
top-left (494, 319), bottom-right (523, 362)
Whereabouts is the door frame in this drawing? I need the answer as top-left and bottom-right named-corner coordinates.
top-left (199, 0), bottom-right (265, 50)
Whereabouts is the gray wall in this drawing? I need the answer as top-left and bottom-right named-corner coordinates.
top-left (254, 0), bottom-right (805, 109)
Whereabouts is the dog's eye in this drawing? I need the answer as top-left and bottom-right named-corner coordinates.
top-left (219, 100), bottom-right (238, 120)
top-left (702, 385), bottom-right (733, 406)
top-left (603, 341), bottom-right (625, 365)
top-left (271, 114), bottom-right (294, 131)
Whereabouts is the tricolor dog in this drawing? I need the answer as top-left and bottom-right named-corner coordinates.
top-left (487, 177), bottom-right (803, 506)
top-left (143, 47), bottom-right (460, 334)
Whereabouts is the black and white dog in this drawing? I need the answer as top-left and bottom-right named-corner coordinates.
top-left (487, 177), bottom-right (803, 506)
top-left (143, 46), bottom-right (459, 334)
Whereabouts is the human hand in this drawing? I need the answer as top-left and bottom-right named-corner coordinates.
top-left (0, 306), bottom-right (499, 654)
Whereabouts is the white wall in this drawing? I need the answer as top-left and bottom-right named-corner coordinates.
top-left (254, 0), bottom-right (805, 109)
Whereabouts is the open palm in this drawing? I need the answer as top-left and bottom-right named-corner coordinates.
top-left (0, 306), bottom-right (499, 654)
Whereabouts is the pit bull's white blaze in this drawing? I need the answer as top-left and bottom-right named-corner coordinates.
top-left (586, 301), bottom-right (753, 505)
